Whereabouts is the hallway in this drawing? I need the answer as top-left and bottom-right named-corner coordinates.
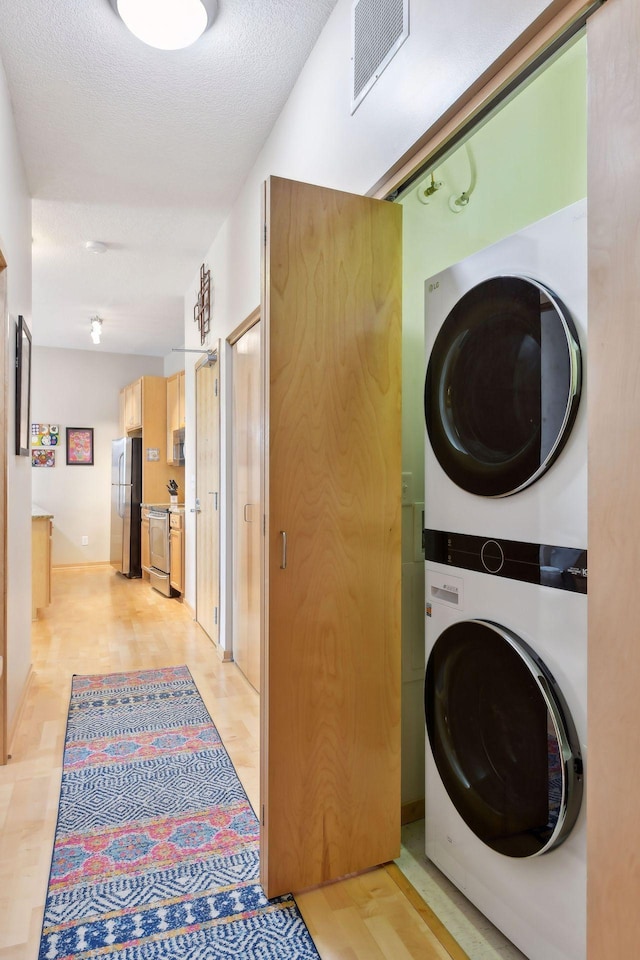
top-left (0, 566), bottom-right (460, 960)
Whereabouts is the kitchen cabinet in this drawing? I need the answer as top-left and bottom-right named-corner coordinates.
top-left (166, 370), bottom-right (185, 464)
top-left (124, 379), bottom-right (142, 432)
top-left (260, 177), bottom-right (402, 898)
top-left (169, 512), bottom-right (184, 594)
top-left (119, 376), bottom-right (183, 504)
top-left (32, 511), bottom-right (53, 620)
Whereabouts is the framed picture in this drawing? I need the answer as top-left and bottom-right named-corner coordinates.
top-left (32, 424), bottom-right (60, 447)
top-left (32, 449), bottom-right (56, 468)
top-left (66, 427), bottom-right (94, 466)
top-left (15, 315), bottom-right (32, 456)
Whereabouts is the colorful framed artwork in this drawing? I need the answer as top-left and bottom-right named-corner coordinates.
top-left (66, 427), bottom-right (94, 466)
top-left (15, 315), bottom-right (32, 456)
top-left (32, 449), bottom-right (55, 468)
top-left (32, 424), bottom-right (60, 447)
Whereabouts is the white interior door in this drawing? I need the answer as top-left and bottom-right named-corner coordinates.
top-left (195, 347), bottom-right (220, 645)
top-left (232, 320), bottom-right (262, 691)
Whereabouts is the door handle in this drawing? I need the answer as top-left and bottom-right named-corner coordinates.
top-left (280, 530), bottom-right (287, 570)
top-left (244, 503), bottom-right (252, 522)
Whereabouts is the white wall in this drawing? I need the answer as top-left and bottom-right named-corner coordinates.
top-left (182, 0), bottom-right (560, 639)
top-left (31, 347), bottom-right (163, 565)
top-left (0, 56), bottom-right (33, 730)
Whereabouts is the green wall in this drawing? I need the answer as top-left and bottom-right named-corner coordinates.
top-left (398, 36), bottom-right (587, 806)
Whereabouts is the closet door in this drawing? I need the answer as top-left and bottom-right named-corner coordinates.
top-left (261, 176), bottom-right (402, 897)
top-left (232, 321), bottom-right (262, 692)
top-left (195, 350), bottom-right (220, 644)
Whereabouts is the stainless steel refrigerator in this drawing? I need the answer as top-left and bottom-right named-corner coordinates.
top-left (110, 436), bottom-right (142, 577)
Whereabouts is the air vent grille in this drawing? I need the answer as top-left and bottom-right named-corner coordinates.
top-left (352, 0), bottom-right (409, 113)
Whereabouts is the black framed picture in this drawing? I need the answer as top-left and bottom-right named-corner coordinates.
top-left (15, 315), bottom-right (32, 456)
top-left (66, 427), bottom-right (94, 466)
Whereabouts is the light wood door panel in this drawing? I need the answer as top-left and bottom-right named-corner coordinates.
top-left (261, 176), bottom-right (402, 897)
top-left (0, 264), bottom-right (7, 764)
top-left (196, 353), bottom-right (220, 644)
top-left (587, 2), bottom-right (640, 956)
top-left (232, 321), bottom-right (262, 692)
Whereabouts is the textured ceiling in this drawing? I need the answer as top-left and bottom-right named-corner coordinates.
top-left (0, 0), bottom-right (339, 355)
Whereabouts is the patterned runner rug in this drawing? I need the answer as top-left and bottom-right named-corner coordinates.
top-left (39, 665), bottom-right (320, 959)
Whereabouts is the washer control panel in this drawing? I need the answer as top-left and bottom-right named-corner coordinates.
top-left (424, 529), bottom-right (587, 594)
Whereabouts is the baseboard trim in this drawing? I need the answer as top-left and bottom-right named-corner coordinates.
top-left (384, 861), bottom-right (471, 960)
top-left (216, 643), bottom-right (233, 662)
top-left (7, 664), bottom-right (34, 759)
top-left (401, 799), bottom-right (425, 825)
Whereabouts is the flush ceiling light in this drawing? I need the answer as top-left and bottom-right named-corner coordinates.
top-left (84, 240), bottom-right (108, 254)
top-left (111, 0), bottom-right (217, 51)
top-left (90, 317), bottom-right (103, 345)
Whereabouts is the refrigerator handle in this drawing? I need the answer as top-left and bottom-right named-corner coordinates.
top-left (119, 454), bottom-right (125, 517)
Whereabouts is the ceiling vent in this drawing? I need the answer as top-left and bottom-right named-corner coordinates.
top-left (351, 0), bottom-right (409, 114)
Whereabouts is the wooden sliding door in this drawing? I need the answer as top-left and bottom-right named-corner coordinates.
top-left (587, 1), bottom-right (640, 956)
top-left (261, 176), bottom-right (402, 897)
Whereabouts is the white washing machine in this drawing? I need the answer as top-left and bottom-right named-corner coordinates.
top-left (422, 201), bottom-right (588, 959)
top-left (424, 563), bottom-right (586, 960)
top-left (424, 199), bottom-right (587, 547)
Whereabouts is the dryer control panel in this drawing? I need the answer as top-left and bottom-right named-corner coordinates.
top-left (424, 528), bottom-right (587, 594)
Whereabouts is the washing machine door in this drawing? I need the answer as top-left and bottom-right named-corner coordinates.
top-left (425, 619), bottom-right (583, 858)
top-left (425, 276), bottom-right (581, 497)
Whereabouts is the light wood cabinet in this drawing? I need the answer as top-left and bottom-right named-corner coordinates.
top-left (124, 379), bottom-right (142, 432)
top-left (169, 512), bottom-right (184, 594)
top-left (32, 516), bottom-right (52, 620)
top-left (118, 388), bottom-right (126, 436)
top-left (166, 370), bottom-right (185, 464)
top-left (120, 376), bottom-right (183, 504)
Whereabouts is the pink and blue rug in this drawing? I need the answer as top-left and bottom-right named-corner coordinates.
top-left (39, 665), bottom-right (320, 959)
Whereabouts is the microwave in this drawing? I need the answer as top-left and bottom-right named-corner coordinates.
top-left (172, 428), bottom-right (185, 465)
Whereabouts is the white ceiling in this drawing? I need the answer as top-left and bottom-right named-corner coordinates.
top-left (0, 0), bottom-right (339, 356)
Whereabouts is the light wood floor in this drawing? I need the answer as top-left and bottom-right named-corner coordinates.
top-left (0, 565), bottom-right (466, 960)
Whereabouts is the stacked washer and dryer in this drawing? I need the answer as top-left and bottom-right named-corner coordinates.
top-left (422, 199), bottom-right (587, 960)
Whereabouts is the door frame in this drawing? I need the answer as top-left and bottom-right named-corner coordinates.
top-left (0, 254), bottom-right (7, 764)
top-left (372, 0), bottom-right (601, 202)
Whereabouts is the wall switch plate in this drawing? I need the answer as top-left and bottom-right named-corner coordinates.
top-left (81, 536), bottom-right (89, 545)
top-left (402, 472), bottom-right (413, 504)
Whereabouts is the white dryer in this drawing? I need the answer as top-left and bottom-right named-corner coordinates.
top-left (422, 201), bottom-right (588, 960)
top-left (424, 199), bottom-right (587, 547)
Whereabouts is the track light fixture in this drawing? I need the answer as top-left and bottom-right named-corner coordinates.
top-left (90, 317), bottom-right (103, 345)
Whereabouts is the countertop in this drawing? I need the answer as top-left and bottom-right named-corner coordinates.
top-left (32, 503), bottom-right (54, 520)
top-left (141, 503), bottom-right (185, 514)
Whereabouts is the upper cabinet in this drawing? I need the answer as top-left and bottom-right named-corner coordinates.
top-left (118, 375), bottom-right (183, 504)
top-left (124, 379), bottom-right (142, 432)
top-left (166, 370), bottom-right (185, 465)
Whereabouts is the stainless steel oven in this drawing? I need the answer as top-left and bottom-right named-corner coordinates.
top-left (148, 509), bottom-right (171, 596)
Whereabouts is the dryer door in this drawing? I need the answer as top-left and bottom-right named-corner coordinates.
top-left (425, 619), bottom-right (583, 857)
top-left (424, 276), bottom-right (581, 497)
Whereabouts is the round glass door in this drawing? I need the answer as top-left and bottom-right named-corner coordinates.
top-left (424, 276), bottom-right (582, 497)
top-left (425, 619), bottom-right (583, 858)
